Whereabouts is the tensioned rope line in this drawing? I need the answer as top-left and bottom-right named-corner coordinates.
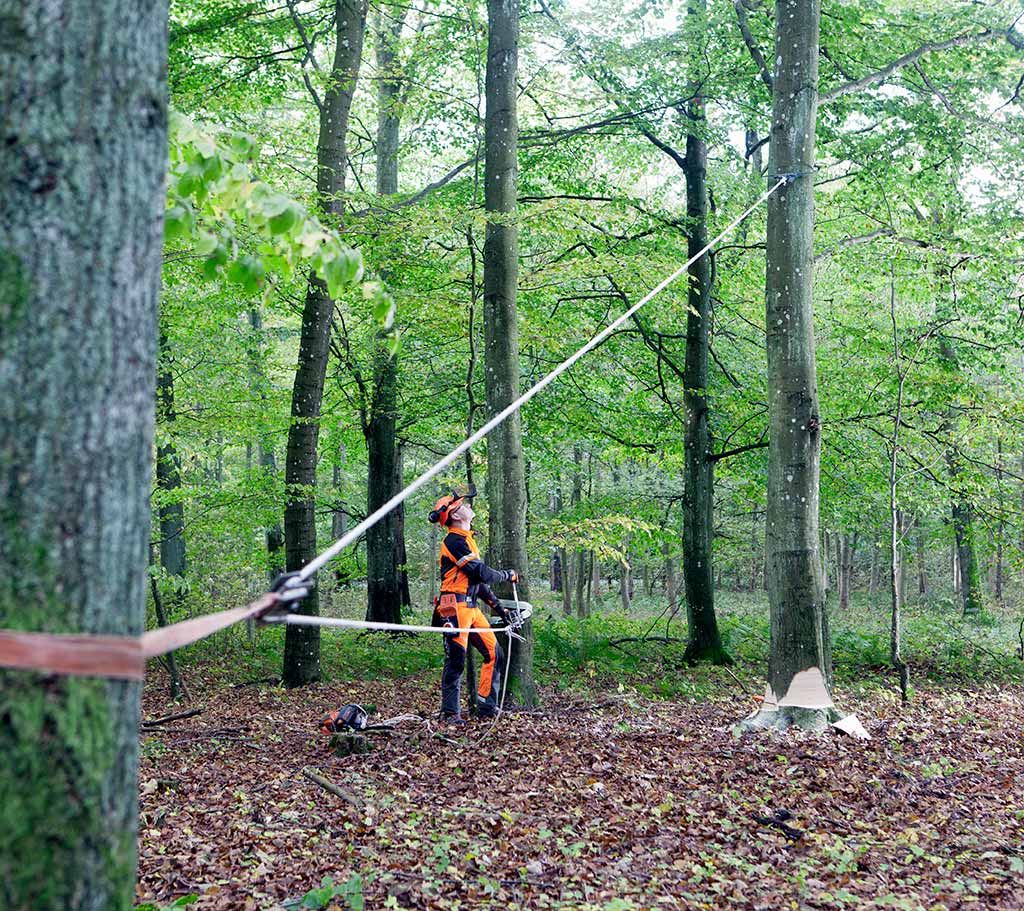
top-left (0, 177), bottom-right (787, 680)
top-left (284, 176), bottom-right (789, 594)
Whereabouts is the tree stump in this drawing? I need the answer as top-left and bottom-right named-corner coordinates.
top-left (330, 733), bottom-right (372, 757)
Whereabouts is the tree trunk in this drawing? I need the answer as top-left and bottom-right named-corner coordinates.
top-left (156, 329), bottom-right (187, 579)
top-left (331, 444), bottom-right (350, 585)
top-left (483, 0), bottom-right (534, 706)
top-left (572, 445), bottom-right (585, 617)
top-left (249, 307), bottom-right (284, 582)
top-left (619, 542), bottom-right (632, 612)
top-left (664, 541), bottom-right (679, 614)
top-left (395, 445), bottom-right (411, 608)
top-left (838, 532), bottom-right (856, 610)
top-left (364, 346), bottom-right (401, 625)
top-left (374, 3), bottom-right (404, 196)
top-left (681, 19), bottom-right (729, 662)
top-left (937, 294), bottom-right (983, 616)
top-left (0, 2), bottom-right (165, 905)
top-left (283, 0), bottom-right (368, 688)
top-left (745, 0), bottom-right (837, 732)
top-left (550, 481), bottom-right (563, 591)
top-left (993, 438), bottom-right (1004, 605)
top-left (363, 0), bottom-right (408, 624)
top-left (915, 518), bottom-right (928, 597)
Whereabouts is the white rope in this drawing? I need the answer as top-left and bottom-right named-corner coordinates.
top-left (294, 178), bottom-right (787, 584)
top-left (261, 614), bottom-right (521, 636)
top-left (469, 581), bottom-right (520, 744)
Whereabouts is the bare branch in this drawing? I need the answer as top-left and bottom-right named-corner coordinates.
top-left (822, 29), bottom-right (997, 103)
top-left (734, 0), bottom-right (773, 91)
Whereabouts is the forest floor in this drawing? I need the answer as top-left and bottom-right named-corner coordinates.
top-left (135, 598), bottom-right (1024, 911)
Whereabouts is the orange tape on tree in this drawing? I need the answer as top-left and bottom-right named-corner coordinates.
top-left (0, 592), bottom-right (280, 680)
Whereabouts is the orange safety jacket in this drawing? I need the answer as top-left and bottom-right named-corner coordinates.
top-left (437, 528), bottom-right (505, 616)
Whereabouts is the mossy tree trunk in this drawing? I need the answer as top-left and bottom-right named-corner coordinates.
top-left (283, 0), bottom-right (368, 687)
top-left (483, 0), bottom-right (535, 707)
top-left (0, 1), bottom-right (167, 906)
top-left (744, 0), bottom-right (839, 733)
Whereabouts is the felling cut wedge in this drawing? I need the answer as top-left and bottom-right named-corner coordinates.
top-left (748, 666), bottom-right (871, 740)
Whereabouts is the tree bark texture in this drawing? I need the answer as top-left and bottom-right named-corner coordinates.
top-left (363, 12), bottom-right (406, 623)
top-left (681, 39), bottom-right (729, 663)
top-left (283, 0), bottom-right (368, 687)
top-left (483, 0), bottom-right (535, 706)
top-left (365, 347), bottom-right (401, 624)
top-left (375, 4), bottom-right (405, 197)
top-left (0, 2), bottom-right (166, 907)
top-left (156, 329), bottom-right (187, 578)
top-left (748, 0), bottom-right (837, 731)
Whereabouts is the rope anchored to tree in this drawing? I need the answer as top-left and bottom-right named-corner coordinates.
top-left (0, 179), bottom-right (787, 680)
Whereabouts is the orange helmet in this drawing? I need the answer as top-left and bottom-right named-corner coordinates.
top-left (428, 483), bottom-right (476, 526)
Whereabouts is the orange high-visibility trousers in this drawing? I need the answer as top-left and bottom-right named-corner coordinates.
top-left (440, 603), bottom-right (503, 716)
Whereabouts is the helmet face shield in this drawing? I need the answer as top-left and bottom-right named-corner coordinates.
top-left (452, 482), bottom-right (477, 501)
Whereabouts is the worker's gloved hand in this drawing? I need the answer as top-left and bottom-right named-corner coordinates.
top-left (503, 569), bottom-right (519, 583)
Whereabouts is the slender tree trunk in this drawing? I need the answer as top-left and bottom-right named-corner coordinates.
top-left (0, 2), bottom-right (166, 905)
top-left (156, 329), bottom-right (187, 579)
top-left (483, 0), bottom-right (534, 705)
top-left (886, 273), bottom-right (910, 702)
top-left (868, 538), bottom-right (878, 597)
top-left (664, 541), bottom-right (679, 613)
top-left (749, 514), bottom-right (760, 591)
top-left (915, 517), bottom-right (928, 597)
top-left (331, 444), bottom-right (350, 585)
top-left (249, 308), bottom-right (284, 581)
top-left (746, 0), bottom-right (837, 732)
top-left (550, 480), bottom-right (563, 591)
top-left (938, 305), bottom-right (983, 616)
top-left (572, 445), bottom-right (585, 617)
top-left (619, 540), bottom-right (632, 612)
top-left (994, 438), bottom-right (1004, 605)
top-left (681, 8), bottom-right (729, 663)
top-left (283, 0), bottom-right (368, 687)
top-left (395, 445), bottom-right (411, 607)
top-left (838, 532), bottom-right (856, 610)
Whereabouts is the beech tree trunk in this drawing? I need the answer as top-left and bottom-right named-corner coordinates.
top-left (0, 2), bottom-right (166, 906)
top-left (363, 0), bottom-right (407, 625)
top-left (915, 518), bottom-right (928, 597)
top-left (365, 346), bottom-right (401, 624)
top-left (571, 446), bottom-right (585, 617)
top-left (283, 0), bottom-right (368, 687)
top-left (745, 0), bottom-right (838, 732)
top-left (681, 17), bottom-right (729, 663)
top-left (939, 336), bottom-right (983, 616)
top-left (483, 0), bottom-right (535, 706)
top-left (156, 328), bottom-right (187, 579)
top-left (249, 308), bottom-right (284, 581)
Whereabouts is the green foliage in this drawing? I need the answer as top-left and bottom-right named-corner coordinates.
top-left (291, 874), bottom-right (365, 911)
top-left (136, 895), bottom-right (199, 911)
top-left (167, 112), bottom-right (395, 334)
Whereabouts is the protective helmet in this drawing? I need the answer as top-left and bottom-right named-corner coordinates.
top-left (428, 483), bottom-right (476, 526)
